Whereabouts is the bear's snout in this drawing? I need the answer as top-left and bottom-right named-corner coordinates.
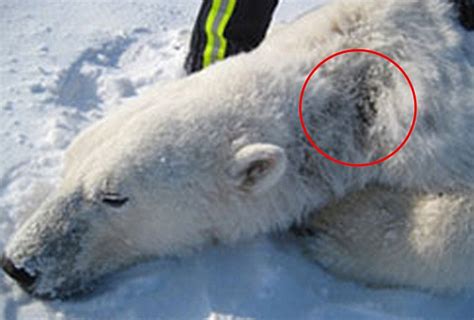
top-left (1, 254), bottom-right (37, 289)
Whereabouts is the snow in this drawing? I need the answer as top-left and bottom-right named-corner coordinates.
top-left (0, 0), bottom-right (473, 319)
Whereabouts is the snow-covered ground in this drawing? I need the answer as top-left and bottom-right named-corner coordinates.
top-left (0, 1), bottom-right (473, 319)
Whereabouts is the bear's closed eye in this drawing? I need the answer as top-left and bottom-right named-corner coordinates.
top-left (101, 194), bottom-right (129, 208)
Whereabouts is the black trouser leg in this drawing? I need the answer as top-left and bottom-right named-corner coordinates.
top-left (184, 0), bottom-right (279, 74)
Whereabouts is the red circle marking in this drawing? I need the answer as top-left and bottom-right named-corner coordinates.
top-left (298, 48), bottom-right (418, 167)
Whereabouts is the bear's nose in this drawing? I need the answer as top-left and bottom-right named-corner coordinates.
top-left (1, 254), bottom-right (36, 288)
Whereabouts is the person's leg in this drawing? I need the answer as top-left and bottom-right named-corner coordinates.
top-left (184, 0), bottom-right (278, 74)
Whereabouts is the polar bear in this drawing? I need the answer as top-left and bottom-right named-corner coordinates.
top-left (2, 0), bottom-right (473, 298)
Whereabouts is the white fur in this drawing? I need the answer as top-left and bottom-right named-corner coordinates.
top-left (306, 187), bottom-right (474, 293)
top-left (3, 0), bottom-right (473, 298)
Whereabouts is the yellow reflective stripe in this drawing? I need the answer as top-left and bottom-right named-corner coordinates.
top-left (203, 0), bottom-right (222, 68)
top-left (216, 0), bottom-right (237, 60)
top-left (202, 0), bottom-right (236, 68)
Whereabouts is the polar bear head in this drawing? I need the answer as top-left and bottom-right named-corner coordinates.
top-left (1, 66), bottom-right (325, 298)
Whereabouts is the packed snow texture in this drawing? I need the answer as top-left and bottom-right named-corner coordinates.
top-left (0, 0), bottom-right (472, 319)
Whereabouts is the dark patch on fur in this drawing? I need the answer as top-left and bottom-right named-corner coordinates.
top-left (452, 0), bottom-right (474, 30)
top-left (350, 63), bottom-right (386, 130)
top-left (353, 84), bottom-right (379, 128)
top-left (290, 224), bottom-right (316, 237)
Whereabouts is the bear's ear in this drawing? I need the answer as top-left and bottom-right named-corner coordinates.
top-left (228, 143), bottom-right (287, 194)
